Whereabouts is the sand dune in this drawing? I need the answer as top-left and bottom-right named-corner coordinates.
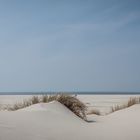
top-left (0, 96), bottom-right (140, 140)
top-left (0, 101), bottom-right (87, 140)
top-left (87, 104), bottom-right (140, 140)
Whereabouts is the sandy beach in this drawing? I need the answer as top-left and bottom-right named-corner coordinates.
top-left (0, 95), bottom-right (140, 140)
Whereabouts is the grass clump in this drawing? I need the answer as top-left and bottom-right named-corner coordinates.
top-left (87, 109), bottom-right (101, 115)
top-left (6, 96), bottom-right (40, 111)
top-left (57, 94), bottom-right (87, 120)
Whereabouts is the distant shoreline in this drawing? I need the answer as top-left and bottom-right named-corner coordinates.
top-left (0, 92), bottom-right (140, 95)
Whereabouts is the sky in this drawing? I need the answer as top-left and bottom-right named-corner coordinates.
top-left (0, 0), bottom-right (140, 92)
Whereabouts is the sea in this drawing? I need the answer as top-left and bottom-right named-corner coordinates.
top-left (0, 92), bottom-right (140, 95)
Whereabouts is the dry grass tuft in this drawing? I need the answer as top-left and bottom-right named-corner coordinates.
top-left (57, 94), bottom-right (87, 120)
top-left (86, 109), bottom-right (101, 115)
top-left (111, 97), bottom-right (140, 113)
top-left (5, 94), bottom-right (87, 120)
top-left (31, 96), bottom-right (40, 104)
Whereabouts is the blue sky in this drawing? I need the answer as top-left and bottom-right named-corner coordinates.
top-left (0, 0), bottom-right (140, 92)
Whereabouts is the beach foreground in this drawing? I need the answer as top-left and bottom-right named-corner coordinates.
top-left (0, 95), bottom-right (140, 140)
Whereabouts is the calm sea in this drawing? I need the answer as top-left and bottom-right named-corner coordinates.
top-left (0, 92), bottom-right (140, 95)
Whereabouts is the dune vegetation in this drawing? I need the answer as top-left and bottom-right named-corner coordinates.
top-left (2, 95), bottom-right (140, 120)
top-left (86, 109), bottom-right (101, 115)
top-left (110, 97), bottom-right (140, 113)
top-left (83, 97), bottom-right (140, 116)
top-left (4, 94), bottom-right (87, 120)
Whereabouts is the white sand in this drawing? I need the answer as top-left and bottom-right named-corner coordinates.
top-left (0, 95), bottom-right (140, 140)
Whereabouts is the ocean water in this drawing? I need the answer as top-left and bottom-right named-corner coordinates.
top-left (0, 92), bottom-right (140, 95)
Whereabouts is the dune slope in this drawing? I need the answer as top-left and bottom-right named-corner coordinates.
top-left (0, 101), bottom-right (140, 140)
top-left (0, 101), bottom-right (88, 140)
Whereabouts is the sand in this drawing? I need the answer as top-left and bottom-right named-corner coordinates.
top-left (0, 95), bottom-right (140, 140)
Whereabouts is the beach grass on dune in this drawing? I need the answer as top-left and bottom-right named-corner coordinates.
top-left (111, 97), bottom-right (140, 113)
top-left (82, 97), bottom-right (140, 116)
top-left (2, 95), bottom-right (140, 120)
top-left (5, 94), bottom-right (87, 120)
top-left (86, 109), bottom-right (101, 115)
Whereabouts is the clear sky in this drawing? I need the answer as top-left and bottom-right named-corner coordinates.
top-left (0, 0), bottom-right (140, 92)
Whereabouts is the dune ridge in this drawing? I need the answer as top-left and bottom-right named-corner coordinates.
top-left (0, 95), bottom-right (140, 140)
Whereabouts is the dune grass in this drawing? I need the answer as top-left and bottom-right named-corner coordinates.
top-left (111, 97), bottom-right (140, 113)
top-left (5, 94), bottom-right (87, 120)
top-left (86, 109), bottom-right (101, 115)
top-left (3, 95), bottom-right (140, 119)
top-left (86, 97), bottom-right (140, 115)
